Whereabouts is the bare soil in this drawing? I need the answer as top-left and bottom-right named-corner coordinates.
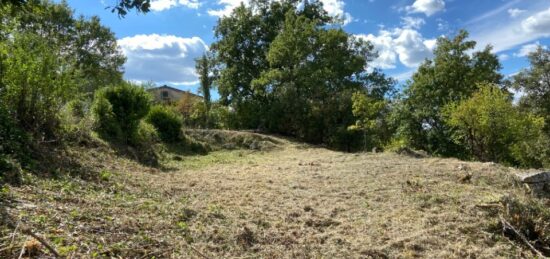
top-left (0, 131), bottom-right (544, 258)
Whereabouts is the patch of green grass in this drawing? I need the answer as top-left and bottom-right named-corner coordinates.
top-left (168, 150), bottom-right (258, 170)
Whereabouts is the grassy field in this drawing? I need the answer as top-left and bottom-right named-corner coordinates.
top-left (0, 131), bottom-right (548, 258)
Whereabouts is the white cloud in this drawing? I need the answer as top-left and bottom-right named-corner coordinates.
top-left (358, 31), bottom-right (397, 69)
top-left (150, 0), bottom-right (200, 11)
top-left (320, 0), bottom-right (352, 24)
top-left (508, 8), bottom-right (526, 18)
top-left (357, 28), bottom-right (435, 69)
top-left (407, 0), bottom-right (445, 16)
top-left (207, 0), bottom-right (248, 17)
top-left (118, 34), bottom-right (208, 84)
top-left (499, 54), bottom-right (510, 61)
top-left (394, 28), bottom-right (435, 67)
top-left (401, 16), bottom-right (425, 29)
top-left (515, 42), bottom-right (546, 57)
top-left (207, 0), bottom-right (352, 24)
top-left (473, 6), bottom-right (550, 54)
top-left (522, 7), bottom-right (550, 36)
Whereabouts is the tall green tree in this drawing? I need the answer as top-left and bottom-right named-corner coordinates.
top-left (211, 0), bottom-right (330, 129)
top-left (195, 54), bottom-right (213, 112)
top-left (397, 30), bottom-right (503, 156)
top-left (251, 10), bottom-right (377, 145)
top-left (512, 45), bottom-right (550, 134)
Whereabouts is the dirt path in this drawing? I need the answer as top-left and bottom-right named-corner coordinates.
top-left (1, 137), bottom-right (533, 258)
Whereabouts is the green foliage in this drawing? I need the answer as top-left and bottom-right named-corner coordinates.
top-left (444, 83), bottom-right (546, 167)
top-left (349, 92), bottom-right (387, 150)
top-left (146, 105), bottom-right (183, 142)
top-left (397, 30), bottom-right (503, 157)
top-left (92, 83), bottom-right (151, 144)
top-left (195, 53), bottom-right (214, 112)
top-left (512, 46), bottom-right (550, 134)
top-left (1, 32), bottom-right (76, 140)
top-left (212, 0), bottom-right (331, 129)
top-left (133, 121), bottom-right (160, 147)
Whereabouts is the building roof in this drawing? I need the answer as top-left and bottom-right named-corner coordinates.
top-left (147, 85), bottom-right (202, 98)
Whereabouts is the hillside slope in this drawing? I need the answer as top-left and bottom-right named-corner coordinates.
top-left (0, 131), bottom-right (546, 258)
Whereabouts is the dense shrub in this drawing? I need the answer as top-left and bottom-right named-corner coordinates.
top-left (1, 33), bottom-right (76, 141)
top-left (146, 105), bottom-right (183, 142)
top-left (444, 83), bottom-right (546, 167)
top-left (92, 83), bottom-right (151, 144)
top-left (0, 106), bottom-right (26, 158)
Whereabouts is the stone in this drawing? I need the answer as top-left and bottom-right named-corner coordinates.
top-left (514, 171), bottom-right (550, 197)
top-left (515, 171), bottom-right (550, 183)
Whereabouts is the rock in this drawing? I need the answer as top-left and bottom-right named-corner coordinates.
top-left (514, 171), bottom-right (550, 197)
top-left (515, 171), bottom-right (550, 183)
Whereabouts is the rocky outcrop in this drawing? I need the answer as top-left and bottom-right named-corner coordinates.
top-left (515, 171), bottom-right (550, 197)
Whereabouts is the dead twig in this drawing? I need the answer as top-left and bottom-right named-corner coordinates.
top-left (499, 215), bottom-right (548, 259)
top-left (185, 243), bottom-right (210, 259)
top-left (17, 237), bottom-right (27, 259)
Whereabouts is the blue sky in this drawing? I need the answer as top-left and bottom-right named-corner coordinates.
top-left (59, 0), bottom-right (550, 94)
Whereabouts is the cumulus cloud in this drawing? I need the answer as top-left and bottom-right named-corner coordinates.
top-left (515, 42), bottom-right (546, 57)
top-left (357, 28), bottom-right (436, 69)
top-left (150, 0), bottom-right (200, 11)
top-left (207, 0), bottom-right (352, 24)
top-left (358, 31), bottom-right (397, 69)
top-left (522, 7), bottom-right (550, 36)
top-left (118, 34), bottom-right (208, 85)
top-left (508, 8), bottom-right (526, 18)
top-left (407, 0), bottom-right (445, 16)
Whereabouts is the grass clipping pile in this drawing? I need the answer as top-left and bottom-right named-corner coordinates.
top-left (1, 130), bottom-right (550, 258)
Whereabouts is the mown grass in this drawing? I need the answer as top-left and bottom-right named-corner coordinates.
top-left (0, 131), bottom-right (549, 258)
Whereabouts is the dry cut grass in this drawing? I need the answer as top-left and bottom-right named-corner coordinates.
top-left (0, 131), bottom-right (547, 258)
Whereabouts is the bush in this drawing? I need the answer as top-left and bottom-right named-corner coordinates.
top-left (146, 105), bottom-right (183, 142)
top-left (133, 121), bottom-right (160, 147)
top-left (444, 83), bottom-right (546, 167)
top-left (0, 106), bottom-right (26, 157)
top-left (92, 82), bottom-right (151, 144)
top-left (1, 33), bottom-right (76, 141)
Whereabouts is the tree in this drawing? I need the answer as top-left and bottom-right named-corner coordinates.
top-left (195, 53), bottom-right (214, 123)
top-left (211, 0), bottom-right (330, 129)
top-left (512, 45), bottom-right (550, 134)
top-left (2, 0), bottom-right (125, 94)
top-left (348, 92), bottom-right (386, 150)
top-left (397, 30), bottom-right (503, 156)
top-left (73, 16), bottom-right (126, 94)
top-left (0, 0), bottom-right (151, 17)
top-left (251, 10), bottom-right (376, 145)
top-left (444, 83), bottom-right (546, 167)
top-left (1, 32), bottom-right (76, 140)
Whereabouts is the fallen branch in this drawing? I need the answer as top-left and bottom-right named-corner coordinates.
top-left (499, 215), bottom-right (548, 259)
top-left (2, 214), bottom-right (60, 258)
top-left (19, 226), bottom-right (61, 257)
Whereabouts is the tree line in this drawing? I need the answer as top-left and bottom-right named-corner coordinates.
top-left (1, 0), bottom-right (549, 184)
